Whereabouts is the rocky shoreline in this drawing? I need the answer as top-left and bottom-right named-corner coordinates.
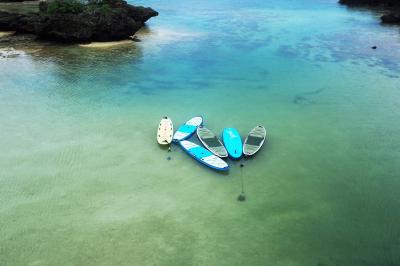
top-left (0, 0), bottom-right (158, 43)
top-left (339, 0), bottom-right (400, 24)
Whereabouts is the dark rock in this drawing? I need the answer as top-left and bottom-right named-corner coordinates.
top-left (339, 0), bottom-right (380, 6)
top-left (0, 11), bottom-right (41, 33)
top-left (129, 35), bottom-right (141, 42)
top-left (0, 0), bottom-right (158, 43)
top-left (125, 5), bottom-right (158, 23)
top-left (381, 13), bottom-right (400, 24)
top-left (371, 46), bottom-right (377, 49)
top-left (38, 1), bottom-right (48, 13)
top-left (0, 11), bottom-right (24, 31)
top-left (339, 0), bottom-right (399, 7)
top-left (339, 0), bottom-right (400, 24)
top-left (237, 194), bottom-right (246, 202)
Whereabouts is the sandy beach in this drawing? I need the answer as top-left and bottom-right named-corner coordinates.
top-left (79, 40), bottom-right (134, 48)
top-left (0, 31), bottom-right (15, 38)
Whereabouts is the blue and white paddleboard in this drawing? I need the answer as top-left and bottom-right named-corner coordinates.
top-left (173, 116), bottom-right (203, 142)
top-left (222, 128), bottom-right (243, 159)
top-left (180, 140), bottom-right (229, 171)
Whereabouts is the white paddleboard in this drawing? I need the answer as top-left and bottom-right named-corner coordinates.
top-left (243, 125), bottom-right (266, 156)
top-left (157, 116), bottom-right (173, 145)
top-left (197, 126), bottom-right (228, 158)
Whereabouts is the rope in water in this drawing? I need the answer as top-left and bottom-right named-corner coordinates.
top-left (238, 163), bottom-right (246, 202)
top-left (240, 164), bottom-right (244, 193)
top-left (166, 145), bottom-right (172, 161)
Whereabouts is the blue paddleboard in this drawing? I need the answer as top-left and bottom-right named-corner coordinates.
top-left (222, 128), bottom-right (243, 159)
top-left (180, 140), bottom-right (229, 171)
top-left (173, 116), bottom-right (203, 142)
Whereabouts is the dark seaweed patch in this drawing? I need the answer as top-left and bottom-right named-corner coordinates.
top-left (277, 45), bottom-right (299, 58)
top-left (293, 88), bottom-right (325, 105)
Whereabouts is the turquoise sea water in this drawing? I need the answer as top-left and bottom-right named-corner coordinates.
top-left (1, 0), bottom-right (400, 265)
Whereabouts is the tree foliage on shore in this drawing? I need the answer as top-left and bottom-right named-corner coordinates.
top-left (47, 0), bottom-right (84, 14)
top-left (46, 0), bottom-right (121, 14)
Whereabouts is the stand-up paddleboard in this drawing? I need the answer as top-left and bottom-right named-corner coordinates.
top-left (173, 116), bottom-right (203, 142)
top-left (157, 116), bottom-right (173, 145)
top-left (180, 140), bottom-right (229, 171)
top-left (222, 128), bottom-right (242, 159)
top-left (243, 125), bottom-right (266, 156)
top-left (197, 126), bottom-right (228, 158)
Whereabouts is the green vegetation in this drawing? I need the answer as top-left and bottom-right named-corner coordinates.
top-left (87, 0), bottom-right (120, 6)
top-left (0, 1), bottom-right (39, 14)
top-left (45, 0), bottom-right (120, 15)
top-left (47, 0), bottom-right (85, 14)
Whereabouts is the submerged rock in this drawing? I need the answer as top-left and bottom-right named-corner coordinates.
top-left (0, 0), bottom-right (158, 43)
top-left (237, 194), bottom-right (246, 202)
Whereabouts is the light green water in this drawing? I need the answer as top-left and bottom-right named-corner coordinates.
top-left (1, 0), bottom-right (400, 265)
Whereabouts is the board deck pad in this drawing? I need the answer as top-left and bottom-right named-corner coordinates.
top-left (197, 126), bottom-right (228, 158)
top-left (180, 140), bottom-right (229, 171)
top-left (243, 125), bottom-right (266, 156)
top-left (157, 117), bottom-right (173, 145)
top-left (173, 116), bottom-right (203, 142)
top-left (222, 128), bottom-right (243, 159)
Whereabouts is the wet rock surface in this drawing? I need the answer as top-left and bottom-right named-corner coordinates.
top-left (0, 47), bottom-right (25, 57)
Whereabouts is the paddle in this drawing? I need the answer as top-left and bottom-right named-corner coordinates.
top-left (237, 163), bottom-right (246, 202)
top-left (166, 145), bottom-right (172, 161)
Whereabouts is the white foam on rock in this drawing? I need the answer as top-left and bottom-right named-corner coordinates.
top-left (0, 47), bottom-right (25, 58)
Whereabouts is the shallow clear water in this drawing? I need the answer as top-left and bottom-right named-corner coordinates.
top-left (1, 0), bottom-right (400, 265)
